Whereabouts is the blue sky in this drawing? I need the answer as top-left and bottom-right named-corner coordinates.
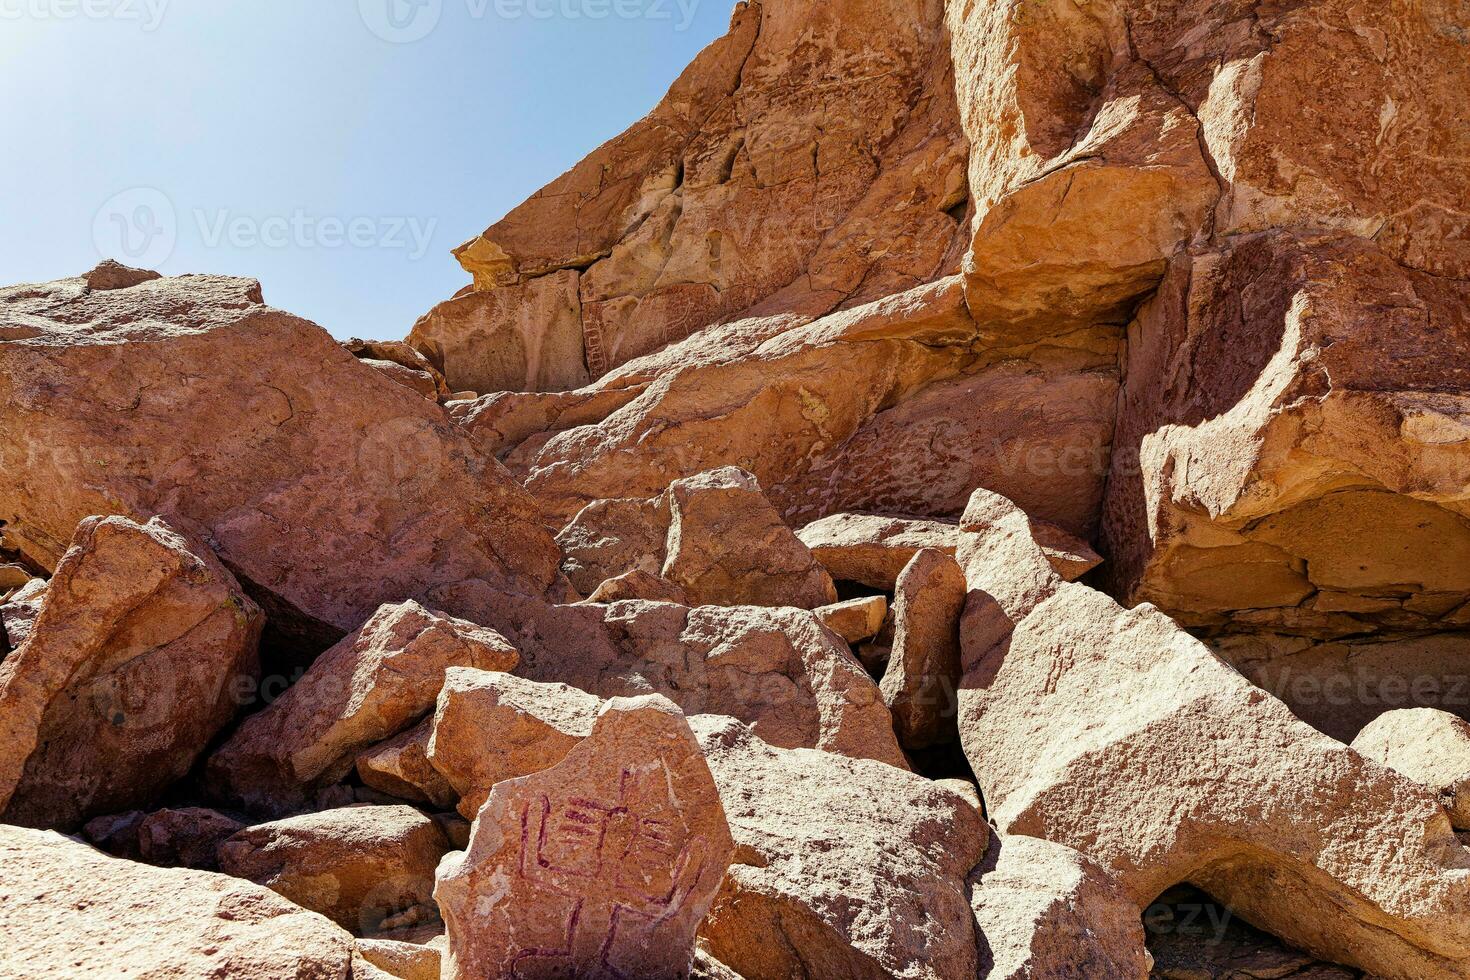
top-left (0, 0), bottom-right (731, 338)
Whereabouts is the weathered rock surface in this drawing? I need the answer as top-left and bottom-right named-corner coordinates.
top-left (558, 467), bottom-right (836, 608)
top-left (427, 668), bottom-right (599, 819)
top-left (881, 548), bottom-right (967, 750)
top-left (0, 515), bottom-right (262, 831)
top-left (0, 824), bottom-right (354, 977)
top-left (971, 834), bottom-right (1149, 979)
top-left (1353, 709), bottom-right (1470, 831)
top-left (436, 695), bottom-right (733, 980)
top-left (814, 595), bottom-right (888, 645)
top-left (136, 807), bottom-right (246, 871)
top-left (0, 269), bottom-right (564, 650)
top-left (586, 568), bottom-right (690, 605)
top-left (0, 576), bottom-right (46, 653)
top-left (957, 490), bottom-right (1470, 978)
top-left (342, 338), bottom-right (451, 401)
top-left (424, 586), bottom-right (909, 770)
top-left (218, 805), bottom-right (449, 934)
top-left (355, 937), bottom-right (442, 980)
top-left (207, 600), bottom-right (517, 816)
top-left (800, 507), bottom-right (1100, 591)
top-left (694, 715), bottom-right (988, 980)
top-left (355, 718), bottom-right (457, 810)
top-left (1105, 232), bottom-right (1470, 635)
top-left (429, 0), bottom-right (969, 380)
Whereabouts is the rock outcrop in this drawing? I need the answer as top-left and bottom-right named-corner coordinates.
top-left (0, 269), bottom-right (565, 652)
top-left (206, 601), bottom-right (518, 816)
top-left (0, 515), bottom-right (261, 831)
top-left (436, 696), bottom-right (733, 980)
top-left (0, 824), bottom-right (355, 977)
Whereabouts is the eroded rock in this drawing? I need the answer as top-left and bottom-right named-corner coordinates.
top-left (814, 595), bottom-right (888, 645)
top-left (881, 548), bottom-right (967, 750)
top-left (356, 718), bottom-right (457, 810)
top-left (0, 515), bottom-right (262, 831)
top-left (1353, 709), bottom-right (1470, 831)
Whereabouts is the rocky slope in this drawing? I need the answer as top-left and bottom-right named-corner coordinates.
top-left (2, 0), bottom-right (1468, 977)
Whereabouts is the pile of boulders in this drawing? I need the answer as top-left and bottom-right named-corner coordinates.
top-left (4, 0), bottom-right (1469, 977)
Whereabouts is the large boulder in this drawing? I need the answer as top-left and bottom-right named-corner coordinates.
top-left (557, 467), bottom-right (837, 608)
top-left (0, 268), bottom-right (564, 651)
top-left (693, 715), bottom-right (988, 980)
top-left (0, 515), bottom-right (262, 831)
top-left (0, 824), bottom-right (354, 977)
top-left (417, 0), bottom-right (968, 382)
top-left (957, 489), bottom-right (1470, 978)
top-left (424, 586), bottom-right (909, 770)
top-left (206, 601), bottom-right (518, 816)
top-left (435, 696), bottom-right (734, 980)
top-left (1104, 231), bottom-right (1470, 635)
top-left (218, 805), bottom-right (450, 934)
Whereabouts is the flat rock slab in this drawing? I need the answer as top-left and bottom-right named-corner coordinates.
top-left (435, 695), bottom-right (734, 980)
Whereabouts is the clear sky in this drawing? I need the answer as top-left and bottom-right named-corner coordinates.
top-left (0, 0), bottom-right (732, 339)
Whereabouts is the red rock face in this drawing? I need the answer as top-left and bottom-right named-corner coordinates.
top-left (0, 271), bottom-right (565, 650)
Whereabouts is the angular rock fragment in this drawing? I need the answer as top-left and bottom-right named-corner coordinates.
top-left (0, 576), bottom-right (45, 651)
top-left (425, 586), bottom-right (908, 769)
top-left (355, 937), bottom-right (442, 980)
top-left (972, 834), bottom-right (1149, 979)
top-left (356, 718), bottom-right (457, 810)
top-left (0, 563), bottom-right (30, 593)
top-left (207, 600), bottom-right (517, 816)
top-left (0, 515), bottom-right (262, 831)
top-left (881, 548), bottom-right (967, 750)
top-left (0, 824), bottom-right (354, 977)
top-left (558, 467), bottom-right (837, 609)
top-left (218, 805), bottom-right (449, 934)
top-left (342, 337), bottom-right (451, 401)
top-left (0, 269), bottom-right (565, 650)
top-left (427, 668), bottom-right (599, 820)
top-left (662, 467), bottom-right (837, 609)
top-left (814, 595), bottom-right (888, 644)
top-left (1353, 709), bottom-right (1470, 831)
top-left (694, 715), bottom-right (988, 980)
top-left (435, 696), bottom-right (733, 980)
top-left (958, 490), bottom-right (1470, 978)
top-left (585, 569), bottom-right (689, 605)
